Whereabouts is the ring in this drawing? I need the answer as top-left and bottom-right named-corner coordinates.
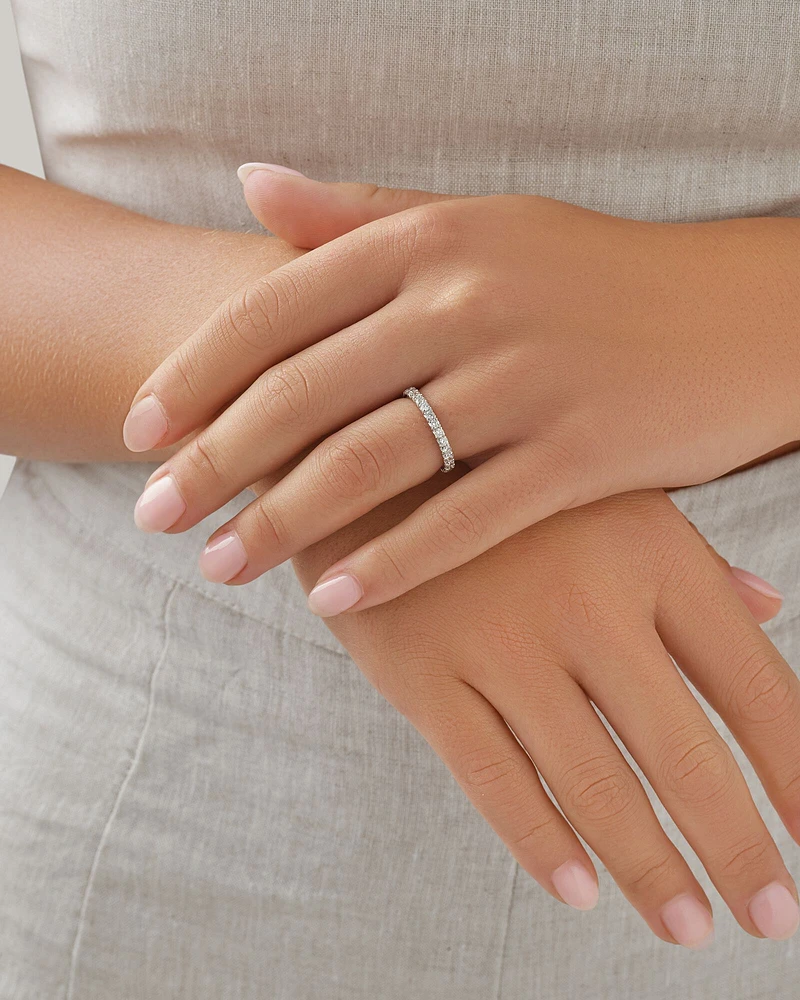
top-left (403, 387), bottom-right (456, 473)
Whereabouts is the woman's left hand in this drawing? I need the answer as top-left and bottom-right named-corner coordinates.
top-left (123, 171), bottom-right (800, 615)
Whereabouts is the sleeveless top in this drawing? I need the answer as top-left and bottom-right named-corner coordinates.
top-left (3, 2), bottom-right (800, 997)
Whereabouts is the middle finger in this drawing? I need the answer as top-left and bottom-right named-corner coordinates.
top-left (132, 296), bottom-right (441, 533)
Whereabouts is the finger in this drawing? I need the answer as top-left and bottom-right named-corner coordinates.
top-left (131, 297), bottom-right (445, 535)
top-left (480, 667), bottom-right (714, 948)
top-left (194, 363), bottom-right (531, 577)
top-left (238, 163), bottom-right (460, 248)
top-left (658, 551), bottom-right (800, 876)
top-left (580, 629), bottom-right (798, 940)
top-left (304, 440), bottom-right (584, 617)
top-left (414, 678), bottom-right (600, 912)
top-left (196, 400), bottom-right (445, 582)
top-left (122, 212), bottom-right (415, 453)
top-left (727, 567), bottom-right (784, 624)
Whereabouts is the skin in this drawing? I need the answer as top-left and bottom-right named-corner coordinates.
top-left (0, 166), bottom-right (299, 461)
top-left (124, 173), bottom-right (800, 618)
top-left (0, 163), bottom-right (794, 945)
top-left (292, 478), bottom-right (800, 947)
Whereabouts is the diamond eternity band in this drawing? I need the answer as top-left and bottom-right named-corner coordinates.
top-left (402, 387), bottom-right (456, 473)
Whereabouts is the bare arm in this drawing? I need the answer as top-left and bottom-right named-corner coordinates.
top-left (0, 165), bottom-right (301, 461)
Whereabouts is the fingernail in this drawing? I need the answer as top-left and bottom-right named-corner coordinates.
top-left (551, 861), bottom-right (599, 911)
top-left (307, 573), bottom-right (363, 617)
top-left (731, 567), bottom-right (784, 602)
top-left (123, 394), bottom-right (168, 452)
top-left (199, 530), bottom-right (248, 583)
top-left (133, 474), bottom-right (186, 533)
top-left (748, 882), bottom-right (800, 940)
top-left (237, 162), bottom-right (306, 183)
top-left (660, 894), bottom-right (715, 949)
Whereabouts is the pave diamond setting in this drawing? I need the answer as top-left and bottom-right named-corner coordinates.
top-left (402, 387), bottom-right (456, 473)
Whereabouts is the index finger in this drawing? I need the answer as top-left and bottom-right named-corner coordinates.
top-left (121, 213), bottom-right (416, 453)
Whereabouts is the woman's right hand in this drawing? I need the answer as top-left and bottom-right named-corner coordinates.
top-left (290, 481), bottom-right (800, 949)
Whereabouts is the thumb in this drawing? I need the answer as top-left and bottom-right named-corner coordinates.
top-left (237, 162), bottom-right (460, 248)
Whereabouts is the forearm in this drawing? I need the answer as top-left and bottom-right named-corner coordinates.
top-left (0, 166), bottom-right (298, 461)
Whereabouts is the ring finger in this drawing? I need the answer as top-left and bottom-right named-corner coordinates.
top-left (196, 396), bottom-right (449, 583)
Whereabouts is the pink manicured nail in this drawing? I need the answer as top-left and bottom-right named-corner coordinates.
top-left (237, 162), bottom-right (306, 183)
top-left (307, 574), bottom-right (363, 617)
top-left (123, 394), bottom-right (168, 453)
top-left (133, 475), bottom-right (186, 533)
top-left (660, 894), bottom-right (714, 949)
top-left (748, 882), bottom-right (800, 940)
top-left (551, 861), bottom-right (599, 911)
top-left (199, 530), bottom-right (248, 583)
top-left (730, 567), bottom-right (784, 602)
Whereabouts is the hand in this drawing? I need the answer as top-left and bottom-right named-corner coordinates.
top-left (122, 169), bottom-right (800, 615)
top-left (287, 475), bottom-right (799, 948)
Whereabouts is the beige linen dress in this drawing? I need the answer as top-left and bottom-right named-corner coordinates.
top-left (2, 1), bottom-right (800, 996)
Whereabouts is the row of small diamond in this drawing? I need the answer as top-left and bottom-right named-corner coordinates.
top-left (402, 387), bottom-right (456, 473)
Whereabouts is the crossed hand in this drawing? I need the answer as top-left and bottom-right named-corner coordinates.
top-left (121, 166), bottom-right (800, 947)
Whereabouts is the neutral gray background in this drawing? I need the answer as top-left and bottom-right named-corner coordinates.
top-left (1, 0), bottom-right (43, 496)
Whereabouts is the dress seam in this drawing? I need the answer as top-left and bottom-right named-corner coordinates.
top-left (64, 580), bottom-right (180, 999)
top-left (494, 862), bottom-right (519, 1000)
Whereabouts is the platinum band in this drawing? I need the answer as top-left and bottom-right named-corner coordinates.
top-left (402, 387), bottom-right (456, 473)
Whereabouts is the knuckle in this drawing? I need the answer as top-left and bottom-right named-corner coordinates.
top-left (655, 722), bottom-right (738, 805)
top-left (560, 755), bottom-right (639, 826)
top-left (415, 202), bottom-right (464, 245)
top-left (318, 429), bottom-right (393, 502)
top-left (170, 342), bottom-right (206, 404)
top-left (623, 850), bottom-right (676, 894)
top-left (401, 204), bottom-right (441, 244)
top-left (255, 358), bottom-right (316, 428)
top-left (220, 271), bottom-right (305, 356)
top-left (392, 204), bottom-right (462, 270)
top-left (779, 769), bottom-right (800, 799)
top-left (424, 276), bottom-right (497, 332)
top-left (510, 813), bottom-right (558, 852)
top-left (717, 834), bottom-right (774, 879)
top-left (426, 495), bottom-right (490, 554)
top-left (220, 281), bottom-right (278, 354)
top-left (379, 640), bottom-right (459, 714)
top-left (458, 746), bottom-right (524, 792)
top-left (370, 541), bottom-right (416, 591)
top-left (250, 494), bottom-right (290, 552)
top-left (728, 643), bottom-right (796, 727)
top-left (184, 432), bottom-right (230, 488)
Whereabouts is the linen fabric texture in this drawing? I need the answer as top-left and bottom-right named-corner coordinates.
top-left (3, 0), bottom-right (800, 996)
